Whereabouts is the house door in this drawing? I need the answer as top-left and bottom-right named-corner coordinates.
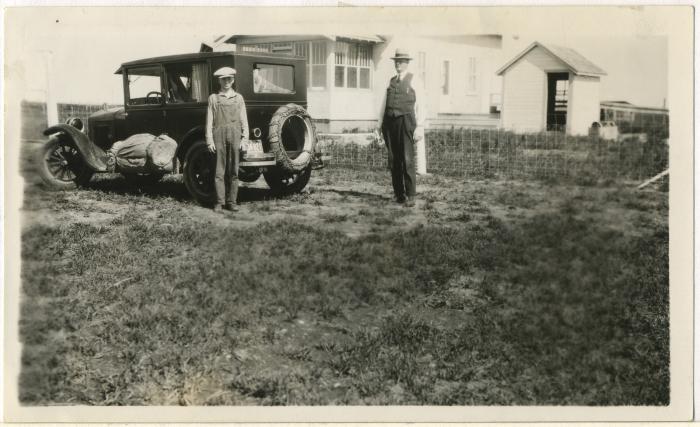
top-left (439, 60), bottom-right (451, 113)
top-left (546, 72), bottom-right (569, 131)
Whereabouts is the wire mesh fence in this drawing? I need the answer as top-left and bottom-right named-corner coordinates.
top-left (317, 128), bottom-right (669, 183)
top-left (21, 101), bottom-right (122, 141)
top-left (57, 103), bottom-right (121, 124)
top-left (21, 100), bottom-right (669, 184)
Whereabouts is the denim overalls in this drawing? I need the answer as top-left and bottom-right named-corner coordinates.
top-left (210, 92), bottom-right (244, 206)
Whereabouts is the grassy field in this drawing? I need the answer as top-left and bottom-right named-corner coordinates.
top-left (18, 143), bottom-right (669, 405)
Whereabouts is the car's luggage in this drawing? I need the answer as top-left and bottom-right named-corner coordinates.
top-left (107, 133), bottom-right (177, 174)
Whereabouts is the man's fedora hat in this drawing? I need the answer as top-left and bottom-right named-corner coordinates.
top-left (391, 48), bottom-right (413, 61)
top-left (213, 67), bottom-right (237, 78)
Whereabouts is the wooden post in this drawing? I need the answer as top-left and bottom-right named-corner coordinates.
top-left (637, 169), bottom-right (669, 189)
top-left (416, 128), bottom-right (427, 175)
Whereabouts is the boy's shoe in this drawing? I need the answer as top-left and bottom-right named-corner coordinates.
top-left (213, 205), bottom-right (224, 213)
top-left (224, 203), bottom-right (239, 212)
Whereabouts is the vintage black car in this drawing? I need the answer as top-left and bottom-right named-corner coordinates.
top-left (38, 51), bottom-right (323, 204)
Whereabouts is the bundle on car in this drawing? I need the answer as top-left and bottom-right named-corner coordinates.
top-left (37, 50), bottom-right (327, 204)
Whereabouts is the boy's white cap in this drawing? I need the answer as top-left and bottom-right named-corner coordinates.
top-left (213, 67), bottom-right (236, 78)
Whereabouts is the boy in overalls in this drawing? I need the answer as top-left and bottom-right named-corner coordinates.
top-left (205, 66), bottom-right (249, 212)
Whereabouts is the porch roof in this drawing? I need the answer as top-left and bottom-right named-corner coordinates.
top-left (201, 34), bottom-right (384, 51)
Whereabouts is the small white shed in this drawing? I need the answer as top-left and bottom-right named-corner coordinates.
top-left (496, 42), bottom-right (606, 135)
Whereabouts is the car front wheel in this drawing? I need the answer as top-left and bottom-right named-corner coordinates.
top-left (37, 137), bottom-right (94, 190)
top-left (183, 140), bottom-right (216, 205)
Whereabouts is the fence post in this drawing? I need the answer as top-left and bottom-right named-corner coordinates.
top-left (416, 132), bottom-right (427, 175)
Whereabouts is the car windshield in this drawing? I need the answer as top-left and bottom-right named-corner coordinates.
top-left (127, 66), bottom-right (162, 105)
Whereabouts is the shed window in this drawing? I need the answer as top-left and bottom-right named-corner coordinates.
top-left (554, 80), bottom-right (569, 112)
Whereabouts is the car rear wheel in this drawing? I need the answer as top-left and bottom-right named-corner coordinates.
top-left (238, 168), bottom-right (261, 183)
top-left (263, 165), bottom-right (312, 195)
top-left (183, 140), bottom-right (216, 205)
top-left (37, 137), bottom-right (93, 190)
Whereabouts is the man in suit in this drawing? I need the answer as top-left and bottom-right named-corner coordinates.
top-left (377, 48), bottom-right (426, 207)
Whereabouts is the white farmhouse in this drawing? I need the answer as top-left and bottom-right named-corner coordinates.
top-left (496, 42), bottom-right (606, 135)
top-left (202, 34), bottom-right (504, 132)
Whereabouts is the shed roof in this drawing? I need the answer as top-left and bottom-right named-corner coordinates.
top-left (496, 41), bottom-right (606, 77)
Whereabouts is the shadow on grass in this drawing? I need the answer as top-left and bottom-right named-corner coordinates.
top-left (324, 188), bottom-right (391, 202)
top-left (84, 174), bottom-right (292, 204)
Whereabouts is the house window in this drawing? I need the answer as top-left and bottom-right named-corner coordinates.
top-left (295, 41), bottom-right (327, 89)
top-left (241, 41), bottom-right (327, 89)
top-left (334, 41), bottom-right (372, 89)
top-left (417, 51), bottom-right (427, 89)
top-left (467, 57), bottom-right (477, 93)
top-left (441, 60), bottom-right (450, 95)
top-left (311, 42), bottom-right (327, 89)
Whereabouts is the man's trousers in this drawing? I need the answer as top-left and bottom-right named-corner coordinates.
top-left (382, 114), bottom-right (416, 201)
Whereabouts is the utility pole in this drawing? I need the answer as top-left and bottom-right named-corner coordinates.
top-left (43, 50), bottom-right (58, 125)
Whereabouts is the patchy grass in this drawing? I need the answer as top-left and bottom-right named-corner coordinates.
top-left (18, 162), bottom-right (668, 405)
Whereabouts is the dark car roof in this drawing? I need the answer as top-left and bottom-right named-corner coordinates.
top-left (115, 51), bottom-right (305, 74)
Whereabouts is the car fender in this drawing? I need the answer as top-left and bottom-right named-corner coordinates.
top-left (176, 125), bottom-right (205, 161)
top-left (43, 124), bottom-right (108, 172)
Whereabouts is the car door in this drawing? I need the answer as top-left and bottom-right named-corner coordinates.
top-left (124, 64), bottom-right (166, 136)
top-left (162, 61), bottom-right (210, 143)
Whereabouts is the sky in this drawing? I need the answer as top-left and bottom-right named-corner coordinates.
top-left (8, 6), bottom-right (670, 109)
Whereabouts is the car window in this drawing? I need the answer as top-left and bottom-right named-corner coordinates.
top-left (164, 62), bottom-right (209, 104)
top-left (127, 66), bottom-right (162, 106)
top-left (253, 63), bottom-right (294, 94)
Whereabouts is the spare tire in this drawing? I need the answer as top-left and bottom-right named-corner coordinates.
top-left (268, 104), bottom-right (316, 173)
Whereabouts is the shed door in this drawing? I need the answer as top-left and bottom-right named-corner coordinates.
top-left (546, 72), bottom-right (569, 131)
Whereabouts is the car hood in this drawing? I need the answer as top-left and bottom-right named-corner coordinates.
top-left (89, 106), bottom-right (126, 122)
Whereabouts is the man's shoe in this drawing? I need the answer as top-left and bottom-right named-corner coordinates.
top-left (396, 196), bottom-right (406, 204)
top-left (213, 205), bottom-right (224, 213)
top-left (224, 203), bottom-right (239, 212)
top-left (404, 197), bottom-right (416, 207)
